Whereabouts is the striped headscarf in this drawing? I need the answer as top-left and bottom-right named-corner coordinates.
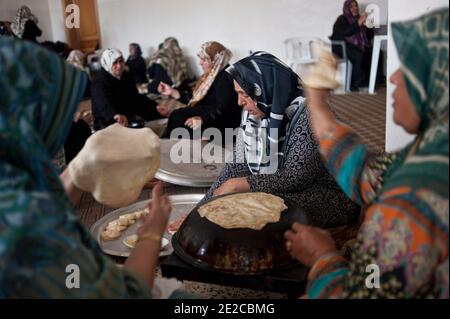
top-left (226, 52), bottom-right (304, 174)
top-left (148, 37), bottom-right (189, 88)
top-left (188, 41), bottom-right (232, 107)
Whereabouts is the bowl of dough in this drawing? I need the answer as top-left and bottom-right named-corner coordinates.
top-left (172, 192), bottom-right (310, 275)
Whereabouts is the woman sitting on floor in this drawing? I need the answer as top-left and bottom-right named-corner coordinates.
top-left (201, 52), bottom-right (360, 228)
top-left (91, 48), bottom-right (160, 131)
top-left (147, 37), bottom-right (190, 94)
top-left (157, 41), bottom-right (242, 139)
top-left (286, 9), bottom-right (449, 298)
top-left (126, 43), bottom-right (148, 85)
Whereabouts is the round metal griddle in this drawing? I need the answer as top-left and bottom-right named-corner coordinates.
top-left (90, 194), bottom-right (204, 258)
top-left (172, 193), bottom-right (310, 275)
top-left (155, 139), bottom-right (226, 187)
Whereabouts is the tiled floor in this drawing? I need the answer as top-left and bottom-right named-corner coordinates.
top-left (330, 89), bottom-right (386, 152)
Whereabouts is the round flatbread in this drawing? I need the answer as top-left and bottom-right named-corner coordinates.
top-left (198, 193), bottom-right (288, 230)
top-left (68, 124), bottom-right (160, 208)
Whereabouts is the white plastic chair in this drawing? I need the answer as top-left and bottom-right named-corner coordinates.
top-left (284, 37), bottom-right (323, 73)
top-left (327, 40), bottom-right (353, 94)
top-left (284, 37), bottom-right (352, 94)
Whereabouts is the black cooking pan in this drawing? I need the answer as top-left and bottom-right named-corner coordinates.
top-left (172, 193), bottom-right (309, 275)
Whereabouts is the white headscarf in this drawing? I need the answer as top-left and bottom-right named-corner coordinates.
top-left (101, 48), bottom-right (123, 79)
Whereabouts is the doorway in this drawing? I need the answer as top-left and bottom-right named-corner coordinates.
top-left (63, 0), bottom-right (101, 53)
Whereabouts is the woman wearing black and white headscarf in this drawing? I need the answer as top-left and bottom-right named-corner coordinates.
top-left (202, 52), bottom-right (360, 228)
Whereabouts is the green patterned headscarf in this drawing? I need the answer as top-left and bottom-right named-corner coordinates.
top-left (0, 38), bottom-right (87, 294)
top-left (384, 8), bottom-right (449, 198)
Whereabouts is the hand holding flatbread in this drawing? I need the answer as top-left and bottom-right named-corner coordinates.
top-left (301, 48), bottom-right (341, 90)
top-left (68, 123), bottom-right (160, 208)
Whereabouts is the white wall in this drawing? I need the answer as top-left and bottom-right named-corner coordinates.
top-left (386, 0), bottom-right (448, 152)
top-left (47, 0), bottom-right (66, 43)
top-left (0, 0), bottom-right (61, 42)
top-left (97, 0), bottom-right (388, 76)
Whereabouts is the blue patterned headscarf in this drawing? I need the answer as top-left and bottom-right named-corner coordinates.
top-left (0, 38), bottom-right (87, 295)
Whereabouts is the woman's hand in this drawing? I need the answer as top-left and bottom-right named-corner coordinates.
top-left (284, 223), bottom-right (338, 267)
top-left (143, 178), bottom-right (162, 189)
top-left (138, 183), bottom-right (172, 238)
top-left (125, 183), bottom-right (171, 288)
top-left (213, 177), bottom-right (250, 197)
top-left (60, 168), bottom-right (82, 206)
top-left (185, 116), bottom-right (203, 130)
top-left (358, 13), bottom-right (368, 26)
top-left (156, 104), bottom-right (171, 117)
top-left (114, 114), bottom-right (128, 127)
top-left (157, 82), bottom-right (180, 100)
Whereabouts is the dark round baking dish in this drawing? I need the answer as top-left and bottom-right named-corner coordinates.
top-left (172, 193), bottom-right (309, 275)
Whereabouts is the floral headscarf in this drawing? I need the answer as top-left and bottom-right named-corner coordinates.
top-left (188, 41), bottom-right (232, 107)
top-left (148, 37), bottom-right (189, 88)
top-left (11, 6), bottom-right (38, 39)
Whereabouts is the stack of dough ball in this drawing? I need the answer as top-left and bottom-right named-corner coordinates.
top-left (301, 47), bottom-right (341, 90)
top-left (101, 208), bottom-right (150, 241)
top-left (68, 123), bottom-right (160, 208)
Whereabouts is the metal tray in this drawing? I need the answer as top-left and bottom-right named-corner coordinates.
top-left (155, 139), bottom-right (226, 187)
top-left (145, 118), bottom-right (168, 137)
top-left (90, 194), bottom-right (204, 258)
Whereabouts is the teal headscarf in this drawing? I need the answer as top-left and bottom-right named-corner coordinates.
top-left (383, 8), bottom-right (449, 198)
top-left (0, 38), bottom-right (87, 294)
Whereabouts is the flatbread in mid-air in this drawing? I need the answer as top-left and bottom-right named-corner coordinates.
top-left (68, 124), bottom-right (160, 208)
top-left (198, 193), bottom-right (288, 230)
top-left (301, 47), bottom-right (341, 90)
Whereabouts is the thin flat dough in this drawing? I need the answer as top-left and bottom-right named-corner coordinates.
top-left (68, 124), bottom-right (160, 208)
top-left (198, 193), bottom-right (288, 230)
